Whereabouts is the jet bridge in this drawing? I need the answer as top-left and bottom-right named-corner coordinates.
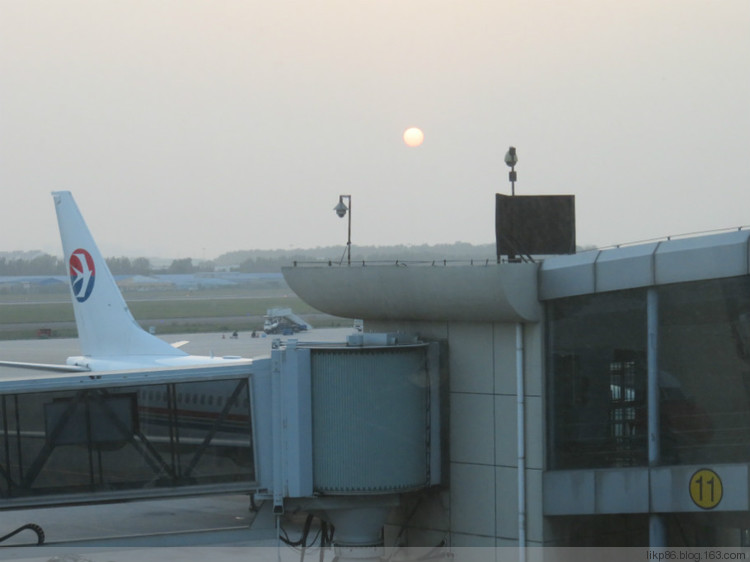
top-left (0, 333), bottom-right (442, 556)
top-left (0, 362), bottom-right (259, 508)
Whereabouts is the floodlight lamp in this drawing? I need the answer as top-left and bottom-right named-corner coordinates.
top-left (504, 146), bottom-right (518, 168)
top-left (334, 199), bottom-right (348, 218)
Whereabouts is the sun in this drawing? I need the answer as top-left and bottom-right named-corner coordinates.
top-left (403, 127), bottom-right (424, 147)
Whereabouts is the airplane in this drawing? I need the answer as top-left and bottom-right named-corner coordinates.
top-left (0, 191), bottom-right (251, 373)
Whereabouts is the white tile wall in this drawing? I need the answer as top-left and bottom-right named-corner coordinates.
top-left (495, 465), bottom-right (520, 540)
top-left (370, 318), bottom-right (546, 546)
top-left (450, 463), bottom-right (496, 537)
top-left (450, 393), bottom-right (495, 465)
top-left (448, 323), bottom-right (495, 394)
top-left (493, 323), bottom-right (518, 395)
top-left (526, 468), bottom-right (544, 543)
top-left (524, 395), bottom-right (544, 470)
top-left (494, 394), bottom-right (518, 467)
top-left (523, 323), bottom-right (544, 397)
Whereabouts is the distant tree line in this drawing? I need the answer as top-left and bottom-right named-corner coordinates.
top-left (230, 243), bottom-right (499, 272)
top-left (0, 255), bottom-right (65, 276)
top-left (0, 254), bottom-right (215, 276)
top-left (165, 257), bottom-right (216, 274)
top-left (1, 242), bottom-right (514, 276)
top-left (105, 257), bottom-right (153, 275)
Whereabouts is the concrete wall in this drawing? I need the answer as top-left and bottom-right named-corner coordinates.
top-left (369, 318), bottom-right (546, 547)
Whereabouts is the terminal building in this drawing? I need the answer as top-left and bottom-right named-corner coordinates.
top-left (283, 200), bottom-right (750, 547)
top-left (3, 191), bottom-right (750, 552)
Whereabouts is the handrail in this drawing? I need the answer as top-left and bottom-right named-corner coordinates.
top-left (291, 258), bottom-right (503, 268)
top-left (292, 225), bottom-right (750, 267)
top-left (583, 225), bottom-right (750, 253)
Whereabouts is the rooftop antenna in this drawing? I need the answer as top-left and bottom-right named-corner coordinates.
top-left (504, 146), bottom-right (518, 195)
top-left (503, 146), bottom-right (519, 262)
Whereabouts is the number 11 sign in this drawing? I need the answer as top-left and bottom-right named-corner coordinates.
top-left (690, 468), bottom-right (723, 509)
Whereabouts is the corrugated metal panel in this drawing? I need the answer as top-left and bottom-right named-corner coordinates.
top-left (595, 242), bottom-right (659, 293)
top-left (540, 231), bottom-right (750, 300)
top-left (310, 346), bottom-right (430, 493)
top-left (545, 464), bottom-right (750, 514)
top-left (538, 251), bottom-right (598, 299)
top-left (654, 230), bottom-right (750, 285)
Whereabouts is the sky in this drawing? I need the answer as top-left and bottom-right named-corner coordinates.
top-left (1, 0), bottom-right (749, 260)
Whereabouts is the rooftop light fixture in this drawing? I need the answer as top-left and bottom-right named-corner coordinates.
top-left (333, 195), bottom-right (351, 265)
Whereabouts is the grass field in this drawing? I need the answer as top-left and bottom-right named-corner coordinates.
top-left (0, 287), bottom-right (342, 340)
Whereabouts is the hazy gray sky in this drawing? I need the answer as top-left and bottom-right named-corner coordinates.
top-left (1, 1), bottom-right (749, 259)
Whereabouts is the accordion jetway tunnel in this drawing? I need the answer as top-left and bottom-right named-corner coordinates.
top-left (0, 333), bottom-right (441, 558)
top-left (256, 333), bottom-right (442, 557)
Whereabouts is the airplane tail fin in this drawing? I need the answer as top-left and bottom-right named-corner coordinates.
top-left (52, 191), bottom-right (186, 359)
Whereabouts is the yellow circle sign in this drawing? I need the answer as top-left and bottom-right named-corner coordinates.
top-left (689, 469), bottom-right (723, 509)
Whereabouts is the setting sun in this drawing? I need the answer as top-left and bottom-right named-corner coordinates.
top-left (403, 127), bottom-right (424, 147)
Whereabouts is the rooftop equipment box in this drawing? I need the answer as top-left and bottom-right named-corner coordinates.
top-left (496, 194), bottom-right (576, 259)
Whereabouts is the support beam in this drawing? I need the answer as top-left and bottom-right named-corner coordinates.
top-left (647, 287), bottom-right (666, 546)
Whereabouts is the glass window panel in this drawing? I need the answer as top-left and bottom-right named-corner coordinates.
top-left (659, 276), bottom-right (750, 464)
top-left (547, 289), bottom-right (647, 469)
top-left (0, 377), bottom-right (255, 502)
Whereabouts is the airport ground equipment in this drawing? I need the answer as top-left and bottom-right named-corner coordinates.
top-left (263, 307), bottom-right (313, 334)
top-left (0, 332), bottom-right (441, 557)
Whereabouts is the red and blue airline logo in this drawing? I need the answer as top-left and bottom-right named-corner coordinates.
top-left (69, 248), bottom-right (96, 302)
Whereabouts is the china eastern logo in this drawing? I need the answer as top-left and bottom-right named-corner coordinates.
top-left (69, 248), bottom-right (96, 302)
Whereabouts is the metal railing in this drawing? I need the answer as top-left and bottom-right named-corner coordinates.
top-left (292, 225), bottom-right (750, 268)
top-left (291, 258), bottom-right (508, 268)
top-left (584, 224), bottom-right (750, 253)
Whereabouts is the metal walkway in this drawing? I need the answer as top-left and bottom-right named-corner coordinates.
top-left (0, 363), bottom-right (258, 509)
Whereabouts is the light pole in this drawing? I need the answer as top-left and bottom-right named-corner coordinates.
top-left (504, 146), bottom-right (518, 262)
top-left (333, 195), bottom-right (351, 265)
top-left (504, 146), bottom-right (518, 195)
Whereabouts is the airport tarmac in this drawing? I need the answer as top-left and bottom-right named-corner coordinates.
top-left (0, 327), bottom-right (356, 557)
top-left (0, 327), bottom-right (357, 379)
